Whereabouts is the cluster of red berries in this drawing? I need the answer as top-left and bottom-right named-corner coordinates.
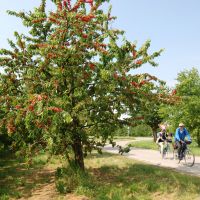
top-left (48, 107), bottom-right (63, 112)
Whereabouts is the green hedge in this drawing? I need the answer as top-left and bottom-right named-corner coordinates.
top-left (114, 124), bottom-right (152, 137)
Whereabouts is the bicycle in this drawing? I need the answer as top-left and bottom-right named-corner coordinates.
top-left (173, 141), bottom-right (195, 167)
top-left (163, 140), bottom-right (174, 159)
top-left (158, 140), bottom-right (172, 159)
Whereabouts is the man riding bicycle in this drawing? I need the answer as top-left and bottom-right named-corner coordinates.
top-left (174, 123), bottom-right (192, 160)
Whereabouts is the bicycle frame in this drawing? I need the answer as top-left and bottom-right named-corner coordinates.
top-left (158, 140), bottom-right (171, 159)
top-left (173, 142), bottom-right (195, 167)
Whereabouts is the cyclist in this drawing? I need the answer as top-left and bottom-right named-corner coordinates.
top-left (166, 132), bottom-right (173, 143)
top-left (156, 127), bottom-right (167, 158)
top-left (174, 123), bottom-right (192, 160)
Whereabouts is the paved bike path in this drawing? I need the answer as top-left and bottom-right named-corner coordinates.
top-left (104, 140), bottom-right (200, 177)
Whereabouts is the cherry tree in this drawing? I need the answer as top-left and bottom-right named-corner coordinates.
top-left (0, 0), bottom-right (168, 170)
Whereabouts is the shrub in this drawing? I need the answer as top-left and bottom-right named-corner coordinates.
top-left (55, 167), bottom-right (79, 193)
top-left (130, 124), bottom-right (152, 136)
top-left (55, 165), bottom-right (92, 194)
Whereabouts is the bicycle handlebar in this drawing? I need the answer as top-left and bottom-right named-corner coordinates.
top-left (180, 140), bottom-right (192, 145)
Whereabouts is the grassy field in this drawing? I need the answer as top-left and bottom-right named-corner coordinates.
top-left (129, 139), bottom-right (200, 156)
top-left (0, 150), bottom-right (200, 200)
top-left (113, 136), bottom-right (135, 140)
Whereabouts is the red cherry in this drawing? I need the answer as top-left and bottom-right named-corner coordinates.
top-left (37, 95), bottom-right (43, 101)
top-left (132, 51), bottom-right (137, 58)
top-left (172, 89), bottom-right (177, 95)
top-left (131, 81), bottom-right (138, 87)
top-left (89, 63), bottom-right (95, 70)
top-left (15, 105), bottom-right (21, 109)
top-left (136, 60), bottom-right (142, 65)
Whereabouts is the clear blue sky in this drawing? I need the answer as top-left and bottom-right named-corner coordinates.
top-left (0, 0), bottom-right (200, 87)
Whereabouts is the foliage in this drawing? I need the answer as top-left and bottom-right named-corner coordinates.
top-left (130, 124), bottom-right (152, 136)
top-left (141, 83), bottom-right (180, 141)
top-left (0, 0), bottom-right (173, 169)
top-left (114, 124), bottom-right (152, 137)
top-left (142, 101), bottom-right (163, 140)
top-left (159, 68), bottom-right (200, 146)
top-left (55, 166), bottom-right (93, 194)
top-left (113, 125), bottom-right (129, 136)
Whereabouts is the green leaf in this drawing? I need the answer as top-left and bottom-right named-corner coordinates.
top-left (62, 111), bottom-right (73, 124)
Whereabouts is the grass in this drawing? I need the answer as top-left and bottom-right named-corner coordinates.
top-left (129, 139), bottom-right (200, 156)
top-left (0, 151), bottom-right (62, 200)
top-left (114, 136), bottom-right (136, 140)
top-left (129, 139), bottom-right (158, 150)
top-left (0, 150), bottom-right (200, 200)
top-left (84, 152), bottom-right (200, 200)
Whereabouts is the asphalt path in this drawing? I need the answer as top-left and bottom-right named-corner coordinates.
top-left (104, 138), bottom-right (200, 177)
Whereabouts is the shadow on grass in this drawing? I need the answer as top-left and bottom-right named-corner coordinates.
top-left (86, 151), bottom-right (116, 159)
top-left (85, 153), bottom-right (200, 199)
top-left (0, 151), bottom-right (115, 199)
top-left (0, 153), bottom-right (55, 199)
top-left (1, 151), bottom-right (200, 200)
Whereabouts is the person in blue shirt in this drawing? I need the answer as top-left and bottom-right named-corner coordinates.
top-left (175, 123), bottom-right (192, 160)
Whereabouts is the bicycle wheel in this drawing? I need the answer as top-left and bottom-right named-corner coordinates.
top-left (162, 148), bottom-right (167, 159)
top-left (184, 149), bottom-right (195, 167)
top-left (165, 143), bottom-right (172, 159)
top-left (173, 149), bottom-right (178, 160)
top-left (158, 145), bottom-right (161, 154)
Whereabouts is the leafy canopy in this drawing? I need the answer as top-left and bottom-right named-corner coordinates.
top-left (0, 0), bottom-right (170, 168)
top-left (159, 68), bottom-right (200, 145)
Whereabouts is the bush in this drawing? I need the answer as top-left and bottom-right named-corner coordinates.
top-left (55, 165), bottom-right (92, 194)
top-left (114, 124), bottom-right (152, 137)
top-left (0, 134), bottom-right (12, 152)
top-left (130, 124), bottom-right (152, 137)
top-left (55, 167), bottom-right (79, 193)
top-left (114, 126), bottom-right (129, 136)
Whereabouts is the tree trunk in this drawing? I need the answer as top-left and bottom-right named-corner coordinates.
top-left (70, 75), bottom-right (84, 170)
top-left (72, 136), bottom-right (85, 171)
top-left (197, 129), bottom-right (200, 147)
top-left (152, 127), bottom-right (158, 142)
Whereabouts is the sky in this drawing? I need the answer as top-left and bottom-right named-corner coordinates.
top-left (0, 0), bottom-right (200, 87)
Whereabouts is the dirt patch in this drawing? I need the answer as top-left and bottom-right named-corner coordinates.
top-left (18, 168), bottom-right (89, 200)
top-left (20, 187), bottom-right (89, 200)
top-left (65, 194), bottom-right (89, 200)
top-left (19, 182), bottom-right (57, 200)
top-left (18, 168), bottom-right (57, 200)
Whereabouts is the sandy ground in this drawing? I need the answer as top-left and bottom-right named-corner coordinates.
top-left (104, 137), bottom-right (200, 177)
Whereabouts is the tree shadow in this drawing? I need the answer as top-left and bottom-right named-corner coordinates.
top-left (87, 162), bottom-right (200, 198)
top-left (1, 151), bottom-right (200, 199)
top-left (0, 151), bottom-right (121, 199)
top-left (0, 153), bottom-right (55, 199)
top-left (86, 151), bottom-right (118, 160)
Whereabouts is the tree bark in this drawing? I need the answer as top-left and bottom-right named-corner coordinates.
top-left (197, 129), bottom-right (200, 147)
top-left (152, 127), bottom-right (158, 142)
top-left (72, 136), bottom-right (85, 171)
top-left (70, 74), bottom-right (85, 170)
